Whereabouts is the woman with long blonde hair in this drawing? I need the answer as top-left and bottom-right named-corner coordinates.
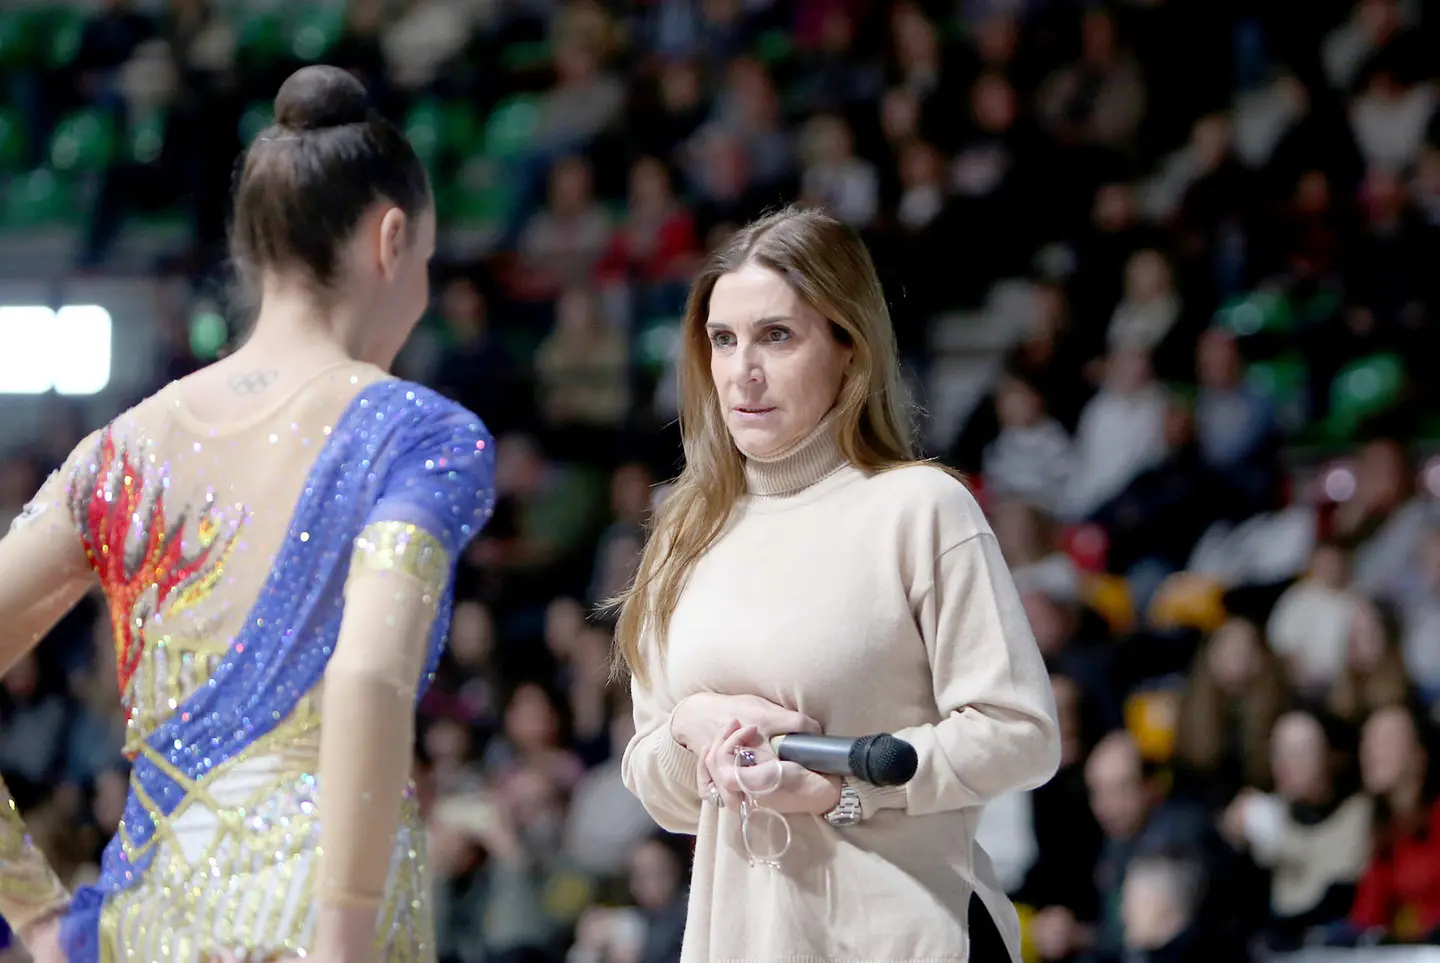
top-left (615, 206), bottom-right (1059, 963)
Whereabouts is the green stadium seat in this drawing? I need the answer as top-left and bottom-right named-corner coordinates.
top-left (48, 108), bottom-right (115, 172)
top-left (44, 7), bottom-right (84, 70)
top-left (1244, 354), bottom-right (1308, 433)
top-left (636, 317), bottom-right (681, 374)
top-left (442, 156), bottom-right (510, 227)
top-left (128, 109), bottom-right (166, 164)
top-left (439, 102), bottom-right (481, 157)
top-left (404, 101), bottom-right (443, 171)
top-left (754, 29), bottom-right (796, 65)
top-left (0, 108), bottom-right (28, 170)
top-left (286, 5), bottom-right (345, 63)
top-left (0, 9), bottom-right (44, 69)
top-left (1292, 286), bottom-right (1343, 327)
top-left (1327, 353), bottom-right (1404, 440)
top-left (236, 9), bottom-right (286, 66)
top-left (1214, 289), bottom-right (1293, 337)
top-left (500, 41), bottom-right (551, 73)
top-left (482, 96), bottom-right (541, 159)
top-left (2, 167), bottom-right (72, 228)
top-left (406, 100), bottom-right (483, 171)
top-left (238, 102), bottom-right (273, 145)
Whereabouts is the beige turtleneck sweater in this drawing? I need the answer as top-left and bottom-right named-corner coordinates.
top-left (622, 420), bottom-right (1061, 963)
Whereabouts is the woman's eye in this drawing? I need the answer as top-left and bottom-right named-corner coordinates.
top-left (766, 328), bottom-right (792, 343)
top-left (711, 331), bottom-right (736, 348)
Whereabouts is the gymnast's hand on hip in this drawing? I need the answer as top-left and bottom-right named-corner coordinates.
top-left (670, 692), bottom-right (821, 754)
top-left (19, 913), bottom-right (64, 963)
top-left (702, 722), bottom-right (842, 816)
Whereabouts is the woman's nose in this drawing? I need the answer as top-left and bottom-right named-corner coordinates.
top-left (730, 344), bottom-right (762, 384)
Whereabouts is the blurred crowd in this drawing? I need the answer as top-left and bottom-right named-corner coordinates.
top-left (3, 0), bottom-right (1440, 961)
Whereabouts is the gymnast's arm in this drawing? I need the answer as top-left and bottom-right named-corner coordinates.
top-left (857, 526), bottom-right (1062, 818)
top-left (313, 402), bottom-right (495, 961)
top-left (312, 522), bottom-right (451, 960)
top-left (0, 464), bottom-right (99, 938)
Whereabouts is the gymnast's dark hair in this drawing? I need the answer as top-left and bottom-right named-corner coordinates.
top-left (230, 65), bottom-right (430, 292)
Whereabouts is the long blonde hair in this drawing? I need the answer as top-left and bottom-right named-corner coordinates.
top-left (613, 206), bottom-right (929, 687)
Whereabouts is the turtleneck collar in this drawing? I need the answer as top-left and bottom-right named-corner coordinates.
top-left (738, 410), bottom-right (848, 497)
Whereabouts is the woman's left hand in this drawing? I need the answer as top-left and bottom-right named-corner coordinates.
top-left (701, 723), bottom-right (842, 816)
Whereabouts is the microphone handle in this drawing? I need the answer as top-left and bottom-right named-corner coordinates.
top-left (768, 734), bottom-right (858, 778)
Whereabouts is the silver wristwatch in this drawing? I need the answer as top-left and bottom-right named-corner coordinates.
top-left (824, 781), bottom-right (863, 828)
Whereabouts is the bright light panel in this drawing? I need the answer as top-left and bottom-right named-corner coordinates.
top-left (0, 305), bottom-right (113, 395)
top-left (54, 305), bottom-right (112, 396)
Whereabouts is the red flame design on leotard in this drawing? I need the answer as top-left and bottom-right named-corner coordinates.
top-left (77, 431), bottom-right (239, 709)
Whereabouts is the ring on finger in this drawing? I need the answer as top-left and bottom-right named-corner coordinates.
top-left (707, 785), bottom-right (724, 808)
top-left (736, 748), bottom-right (757, 767)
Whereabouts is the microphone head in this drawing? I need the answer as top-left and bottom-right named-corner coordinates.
top-left (850, 734), bottom-right (919, 786)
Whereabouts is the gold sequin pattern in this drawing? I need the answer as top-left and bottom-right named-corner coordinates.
top-left (99, 767), bottom-right (432, 963)
top-left (0, 792), bottom-right (69, 930)
top-left (350, 521), bottom-right (450, 598)
top-left (99, 704), bottom-right (431, 963)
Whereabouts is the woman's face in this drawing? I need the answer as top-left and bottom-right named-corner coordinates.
top-left (630, 157), bottom-right (670, 208)
top-left (504, 684), bottom-right (560, 753)
top-left (449, 600), bottom-right (494, 667)
top-left (1271, 712), bottom-right (1328, 802)
top-left (630, 840), bottom-right (683, 910)
top-left (1206, 618), bottom-right (1261, 693)
top-left (1361, 705), bottom-right (1422, 796)
top-left (424, 718), bottom-right (470, 766)
top-left (706, 263), bottom-right (852, 457)
top-left (544, 597), bottom-right (586, 661)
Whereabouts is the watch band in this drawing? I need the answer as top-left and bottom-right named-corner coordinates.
top-left (825, 781), bottom-right (863, 828)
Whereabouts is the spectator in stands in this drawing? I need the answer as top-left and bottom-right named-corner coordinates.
top-left (1194, 326), bottom-right (1278, 511)
top-left (596, 155), bottom-right (699, 323)
top-left (1173, 616), bottom-right (1290, 804)
top-left (1327, 596), bottom-right (1412, 726)
top-left (430, 275), bottom-right (519, 432)
top-left (1331, 437), bottom-right (1433, 601)
top-left (535, 288), bottom-right (631, 431)
top-left (1119, 852), bottom-right (1222, 963)
top-left (1220, 708), bottom-right (1371, 950)
top-left (513, 157), bottom-right (614, 302)
top-left (797, 114), bottom-right (879, 230)
top-left (1012, 673), bottom-right (1105, 942)
top-left (982, 371), bottom-right (1072, 515)
top-left (1059, 347), bottom-right (1168, 522)
top-left (1349, 702), bottom-right (1440, 943)
top-left (1267, 541), bottom-right (1359, 695)
top-left (1397, 522), bottom-right (1440, 697)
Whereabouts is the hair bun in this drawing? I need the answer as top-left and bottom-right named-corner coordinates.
top-left (273, 65), bottom-right (371, 131)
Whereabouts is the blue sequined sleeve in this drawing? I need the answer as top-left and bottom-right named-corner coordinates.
top-left (364, 399), bottom-right (496, 562)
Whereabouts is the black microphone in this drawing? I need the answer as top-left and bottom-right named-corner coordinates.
top-left (768, 733), bottom-right (918, 786)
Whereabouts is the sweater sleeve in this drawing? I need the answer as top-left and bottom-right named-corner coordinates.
top-left (621, 670), bottom-right (702, 835)
top-left (857, 531), bottom-right (1061, 818)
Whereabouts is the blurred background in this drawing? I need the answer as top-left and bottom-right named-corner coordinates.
top-left (1, 0), bottom-right (1440, 961)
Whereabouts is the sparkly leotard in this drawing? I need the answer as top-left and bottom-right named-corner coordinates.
top-left (0, 361), bottom-right (494, 962)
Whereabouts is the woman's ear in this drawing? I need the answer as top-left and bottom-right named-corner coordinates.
top-left (376, 207), bottom-right (409, 281)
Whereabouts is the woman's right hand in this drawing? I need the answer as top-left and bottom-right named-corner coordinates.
top-left (669, 692), bottom-right (821, 753)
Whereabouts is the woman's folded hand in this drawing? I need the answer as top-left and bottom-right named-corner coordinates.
top-left (701, 722), bottom-right (842, 816)
top-left (670, 692), bottom-right (821, 753)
